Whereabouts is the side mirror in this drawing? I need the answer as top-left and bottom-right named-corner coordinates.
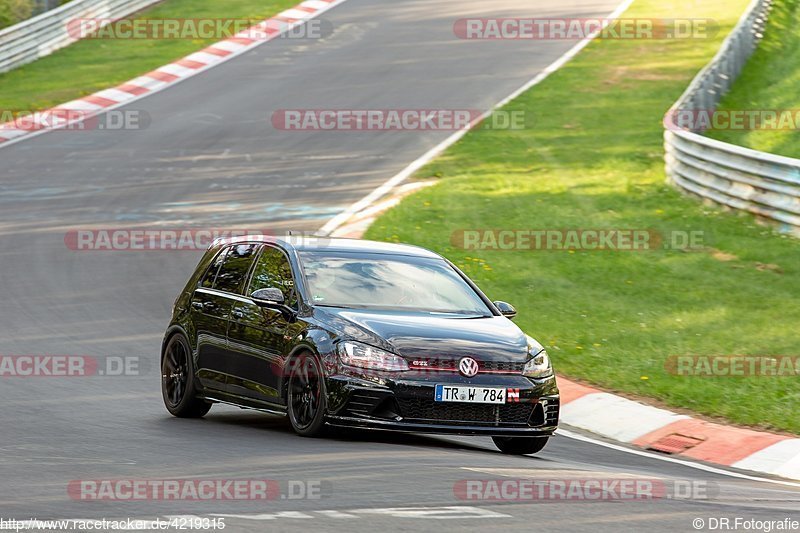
top-left (250, 288), bottom-right (296, 322)
top-left (251, 287), bottom-right (285, 305)
top-left (493, 301), bottom-right (517, 319)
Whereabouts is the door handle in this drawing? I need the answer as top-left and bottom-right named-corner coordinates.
top-left (231, 310), bottom-right (244, 319)
top-left (191, 301), bottom-right (203, 310)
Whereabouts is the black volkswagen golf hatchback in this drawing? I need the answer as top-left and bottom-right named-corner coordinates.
top-left (161, 235), bottom-right (559, 454)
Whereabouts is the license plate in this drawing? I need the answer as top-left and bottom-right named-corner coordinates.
top-left (435, 384), bottom-right (506, 404)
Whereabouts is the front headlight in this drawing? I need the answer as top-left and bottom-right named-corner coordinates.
top-left (338, 341), bottom-right (409, 372)
top-left (523, 349), bottom-right (553, 378)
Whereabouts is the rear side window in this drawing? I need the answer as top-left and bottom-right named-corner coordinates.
top-left (200, 247), bottom-right (228, 289)
top-left (213, 244), bottom-right (259, 294)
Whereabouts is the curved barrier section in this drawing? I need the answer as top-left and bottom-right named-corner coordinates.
top-left (664, 0), bottom-right (800, 234)
top-left (0, 0), bottom-right (162, 73)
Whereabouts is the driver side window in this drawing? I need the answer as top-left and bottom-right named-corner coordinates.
top-left (249, 246), bottom-right (297, 307)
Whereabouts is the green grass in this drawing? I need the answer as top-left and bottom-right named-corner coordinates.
top-left (0, 0), bottom-right (300, 111)
top-left (365, 0), bottom-right (800, 433)
top-left (706, 0), bottom-right (800, 157)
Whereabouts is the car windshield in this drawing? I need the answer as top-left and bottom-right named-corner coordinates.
top-left (299, 251), bottom-right (493, 316)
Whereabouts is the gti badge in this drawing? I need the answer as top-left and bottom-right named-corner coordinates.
top-left (458, 356), bottom-right (479, 378)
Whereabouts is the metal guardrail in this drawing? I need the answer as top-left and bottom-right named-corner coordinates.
top-left (0, 0), bottom-right (161, 73)
top-left (664, 0), bottom-right (800, 233)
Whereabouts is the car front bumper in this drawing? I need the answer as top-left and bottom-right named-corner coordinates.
top-left (325, 369), bottom-right (559, 436)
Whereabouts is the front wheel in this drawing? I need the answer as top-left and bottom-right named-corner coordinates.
top-left (161, 334), bottom-right (211, 418)
top-left (492, 436), bottom-right (549, 455)
top-left (287, 352), bottom-right (327, 437)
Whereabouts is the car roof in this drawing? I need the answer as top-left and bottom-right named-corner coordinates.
top-left (212, 234), bottom-right (442, 259)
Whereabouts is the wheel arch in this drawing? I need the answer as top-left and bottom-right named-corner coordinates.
top-left (161, 324), bottom-right (194, 364)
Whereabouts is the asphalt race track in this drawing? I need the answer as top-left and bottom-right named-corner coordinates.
top-left (1, 0), bottom-right (799, 530)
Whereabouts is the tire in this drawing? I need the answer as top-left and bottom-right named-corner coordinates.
top-left (161, 333), bottom-right (211, 418)
top-left (492, 436), bottom-right (549, 455)
top-left (287, 352), bottom-right (327, 437)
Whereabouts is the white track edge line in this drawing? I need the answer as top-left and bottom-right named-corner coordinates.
top-left (316, 0), bottom-right (636, 236)
top-left (557, 428), bottom-right (800, 488)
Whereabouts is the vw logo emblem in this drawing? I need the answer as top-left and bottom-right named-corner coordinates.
top-left (458, 357), bottom-right (479, 378)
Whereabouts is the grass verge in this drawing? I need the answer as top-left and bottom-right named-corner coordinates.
top-left (706, 0), bottom-right (800, 158)
top-left (365, 0), bottom-right (800, 433)
top-left (0, 0), bottom-right (300, 112)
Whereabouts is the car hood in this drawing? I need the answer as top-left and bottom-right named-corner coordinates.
top-left (315, 307), bottom-right (534, 362)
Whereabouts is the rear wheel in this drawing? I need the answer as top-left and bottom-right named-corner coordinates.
top-left (492, 436), bottom-right (549, 455)
top-left (287, 352), bottom-right (327, 437)
top-left (161, 334), bottom-right (211, 418)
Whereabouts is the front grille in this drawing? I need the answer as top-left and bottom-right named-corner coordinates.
top-left (485, 360), bottom-right (526, 372)
top-left (407, 358), bottom-right (525, 373)
top-left (396, 398), bottom-right (534, 425)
